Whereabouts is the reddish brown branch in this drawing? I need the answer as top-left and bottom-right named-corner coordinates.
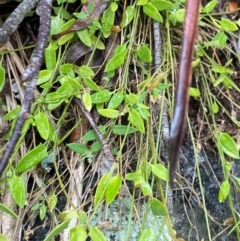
top-left (169, 0), bottom-right (201, 187)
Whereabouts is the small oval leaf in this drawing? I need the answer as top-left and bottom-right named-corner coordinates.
top-left (106, 175), bottom-right (122, 204)
top-left (98, 109), bottom-right (119, 118)
top-left (151, 164), bottom-right (168, 182)
top-left (143, 3), bottom-right (163, 23)
top-left (218, 180), bottom-right (230, 203)
top-left (150, 198), bottom-right (168, 216)
top-left (120, 6), bottom-right (136, 28)
top-left (108, 92), bottom-right (124, 109)
top-left (8, 175), bottom-right (26, 208)
top-left (34, 112), bottom-right (50, 140)
top-left (89, 226), bottom-right (107, 241)
top-left (15, 144), bottom-right (48, 173)
top-left (94, 173), bottom-right (111, 207)
top-left (112, 125), bottom-right (137, 135)
top-left (220, 19), bottom-right (238, 32)
top-left (137, 45), bottom-right (152, 63)
top-left (219, 132), bottom-right (239, 159)
top-left (91, 90), bottom-right (111, 103)
top-left (128, 109), bottom-right (145, 133)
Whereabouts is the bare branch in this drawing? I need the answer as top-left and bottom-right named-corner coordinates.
top-left (0, 0), bottom-right (52, 175)
top-left (0, 0), bottom-right (39, 45)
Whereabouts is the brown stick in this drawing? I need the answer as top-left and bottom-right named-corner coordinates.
top-left (169, 0), bottom-right (201, 187)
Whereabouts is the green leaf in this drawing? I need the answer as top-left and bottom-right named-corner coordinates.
top-left (111, 2), bottom-right (118, 12)
top-left (138, 228), bottom-right (155, 241)
top-left (108, 92), bottom-right (124, 109)
top-left (48, 192), bottom-right (58, 212)
top-left (125, 93), bottom-right (139, 105)
top-left (40, 203), bottom-right (47, 220)
top-left (94, 173), bottom-right (111, 207)
top-left (0, 202), bottom-right (19, 219)
top-left (105, 45), bottom-right (127, 72)
top-left (143, 3), bottom-right (163, 23)
top-left (59, 18), bottom-right (76, 32)
top-left (219, 132), bottom-right (239, 159)
top-left (98, 109), bottom-right (119, 118)
top-left (150, 198), bottom-right (168, 216)
top-left (89, 226), bottom-right (107, 241)
top-left (43, 220), bottom-right (70, 241)
top-left (91, 90), bottom-right (111, 103)
top-left (59, 63), bottom-right (75, 77)
top-left (91, 141), bottom-right (102, 152)
top-left (0, 63), bottom-right (5, 92)
top-left (175, 9), bottom-right (185, 22)
top-left (151, 164), bottom-right (168, 182)
top-left (220, 19), bottom-right (238, 32)
top-left (101, 6), bottom-right (115, 38)
top-left (15, 144), bottom-right (48, 173)
top-left (106, 175), bottom-right (122, 204)
top-left (34, 111), bottom-right (50, 140)
top-left (137, 0), bottom-right (148, 5)
top-left (112, 125), bottom-right (137, 135)
top-left (137, 45), bottom-right (152, 63)
top-left (211, 102), bottom-right (219, 114)
top-left (8, 175), bottom-right (26, 208)
top-left (58, 210), bottom-right (79, 222)
top-left (0, 234), bottom-right (10, 241)
top-left (218, 180), bottom-right (230, 203)
top-left (79, 65), bottom-right (95, 78)
top-left (70, 225), bottom-right (87, 241)
top-left (77, 28), bottom-right (92, 47)
top-left (79, 211), bottom-right (87, 224)
top-left (51, 15), bottom-right (65, 36)
top-left (105, 53), bottom-right (126, 72)
top-left (82, 77), bottom-right (99, 91)
top-left (91, 35), bottom-right (105, 50)
top-left (141, 182), bottom-right (152, 196)
top-left (150, 0), bottom-right (174, 11)
top-left (82, 126), bottom-right (106, 141)
top-left (120, 6), bottom-right (136, 28)
top-left (202, 0), bottom-right (217, 13)
top-left (126, 170), bottom-right (147, 188)
top-left (66, 76), bottom-right (82, 90)
top-left (58, 32), bottom-right (75, 45)
top-left (67, 143), bottom-right (91, 155)
top-left (45, 46), bottom-right (56, 71)
top-left (82, 92), bottom-right (92, 111)
top-left (37, 69), bottom-right (52, 85)
top-left (3, 105), bottom-right (20, 121)
top-left (128, 108), bottom-right (145, 133)
top-left (189, 87), bottom-right (201, 97)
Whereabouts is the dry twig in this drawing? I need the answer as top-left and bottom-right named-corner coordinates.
top-left (0, 0), bottom-right (52, 175)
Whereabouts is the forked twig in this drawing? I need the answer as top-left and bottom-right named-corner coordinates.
top-left (169, 0), bottom-right (201, 187)
top-left (0, 0), bottom-right (52, 175)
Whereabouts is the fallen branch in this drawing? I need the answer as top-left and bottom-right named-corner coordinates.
top-left (0, 0), bottom-right (39, 45)
top-left (0, 0), bottom-right (52, 175)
